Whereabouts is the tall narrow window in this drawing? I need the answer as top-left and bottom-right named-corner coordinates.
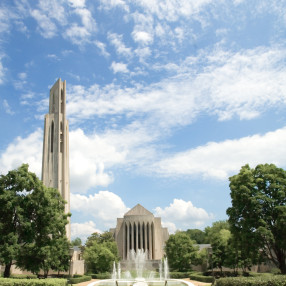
top-left (61, 89), bottom-right (64, 113)
top-left (51, 121), bottom-right (54, 153)
top-left (60, 122), bottom-right (63, 153)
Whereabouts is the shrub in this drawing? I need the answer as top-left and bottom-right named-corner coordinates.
top-left (0, 278), bottom-right (67, 286)
top-left (215, 275), bottom-right (286, 286)
top-left (69, 275), bottom-right (92, 284)
top-left (169, 272), bottom-right (190, 279)
top-left (10, 275), bottom-right (38, 279)
top-left (90, 273), bottom-right (111, 279)
top-left (190, 274), bottom-right (214, 283)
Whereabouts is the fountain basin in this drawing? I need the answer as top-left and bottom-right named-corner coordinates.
top-left (87, 279), bottom-right (195, 286)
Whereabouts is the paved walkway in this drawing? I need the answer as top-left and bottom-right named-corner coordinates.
top-left (76, 278), bottom-right (211, 286)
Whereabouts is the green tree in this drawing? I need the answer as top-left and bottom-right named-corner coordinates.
top-left (71, 237), bottom-right (82, 247)
top-left (165, 232), bottom-right (200, 272)
top-left (185, 229), bottom-right (206, 244)
top-left (83, 232), bottom-right (119, 273)
top-left (0, 164), bottom-right (70, 277)
top-left (227, 164), bottom-right (286, 274)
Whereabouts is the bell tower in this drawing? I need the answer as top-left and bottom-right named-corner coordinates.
top-left (42, 78), bottom-right (70, 240)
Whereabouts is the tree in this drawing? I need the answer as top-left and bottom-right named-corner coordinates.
top-left (185, 229), bottom-right (206, 244)
top-left (204, 221), bottom-right (232, 273)
top-left (227, 164), bottom-right (286, 274)
top-left (83, 232), bottom-right (119, 273)
top-left (165, 232), bottom-right (200, 272)
top-left (0, 164), bottom-right (70, 277)
top-left (71, 237), bottom-right (82, 247)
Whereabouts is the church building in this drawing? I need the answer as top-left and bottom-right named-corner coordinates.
top-left (110, 204), bottom-right (169, 261)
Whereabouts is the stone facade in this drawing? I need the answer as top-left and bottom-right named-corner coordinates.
top-left (110, 204), bottom-right (169, 261)
top-left (41, 78), bottom-right (71, 240)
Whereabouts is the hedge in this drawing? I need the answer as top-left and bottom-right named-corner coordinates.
top-left (69, 275), bottom-right (92, 284)
top-left (169, 272), bottom-right (190, 279)
top-left (0, 278), bottom-right (67, 286)
top-left (190, 274), bottom-right (213, 283)
top-left (90, 273), bottom-right (111, 279)
top-left (10, 275), bottom-right (38, 279)
top-left (215, 275), bottom-right (286, 286)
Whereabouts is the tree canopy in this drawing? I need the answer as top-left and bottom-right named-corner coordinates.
top-left (165, 232), bottom-right (200, 272)
top-left (227, 164), bottom-right (286, 274)
top-left (0, 164), bottom-right (70, 277)
top-left (83, 232), bottom-right (119, 274)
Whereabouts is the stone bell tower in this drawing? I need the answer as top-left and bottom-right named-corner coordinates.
top-left (41, 78), bottom-right (71, 240)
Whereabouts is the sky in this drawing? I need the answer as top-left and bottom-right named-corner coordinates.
top-left (0, 0), bottom-right (286, 242)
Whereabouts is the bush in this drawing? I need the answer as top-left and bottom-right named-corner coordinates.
top-left (0, 278), bottom-right (67, 286)
top-left (215, 275), bottom-right (286, 286)
top-left (190, 274), bottom-right (214, 283)
top-left (10, 275), bottom-right (38, 279)
top-left (169, 272), bottom-right (190, 279)
top-left (69, 275), bottom-right (92, 284)
top-left (90, 273), bottom-right (111, 279)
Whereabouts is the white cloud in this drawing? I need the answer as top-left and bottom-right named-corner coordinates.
top-left (108, 33), bottom-right (132, 57)
top-left (95, 41), bottom-right (110, 58)
top-left (0, 129), bottom-right (43, 177)
top-left (30, 0), bottom-right (67, 38)
top-left (132, 31), bottom-right (153, 45)
top-left (110, 61), bottom-right (129, 73)
top-left (155, 127), bottom-right (286, 179)
top-left (3, 99), bottom-right (14, 115)
top-left (0, 57), bottom-right (4, 84)
top-left (155, 199), bottom-right (213, 230)
top-left (69, 128), bottom-right (123, 192)
top-left (71, 221), bottom-right (101, 242)
top-left (68, 0), bottom-right (86, 8)
top-left (71, 191), bottom-right (129, 228)
top-left (65, 3), bottom-right (96, 45)
top-left (64, 46), bottom-right (286, 127)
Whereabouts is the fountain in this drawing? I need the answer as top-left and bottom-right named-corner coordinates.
top-left (87, 249), bottom-right (194, 286)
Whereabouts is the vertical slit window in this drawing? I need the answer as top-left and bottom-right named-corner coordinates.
top-left (61, 89), bottom-right (64, 114)
top-left (60, 122), bottom-right (63, 153)
top-left (51, 122), bottom-right (54, 153)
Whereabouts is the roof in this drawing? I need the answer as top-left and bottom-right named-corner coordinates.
top-left (124, 204), bottom-right (153, 216)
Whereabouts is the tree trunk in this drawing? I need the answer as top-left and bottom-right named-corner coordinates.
top-left (4, 262), bottom-right (12, 278)
top-left (278, 258), bottom-right (286, 274)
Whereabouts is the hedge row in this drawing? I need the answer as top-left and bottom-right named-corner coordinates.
top-left (0, 278), bottom-right (67, 286)
top-left (10, 275), bottom-right (38, 279)
top-left (90, 273), bottom-right (111, 279)
top-left (215, 275), bottom-right (286, 286)
top-left (190, 274), bottom-right (213, 283)
top-left (69, 275), bottom-right (92, 284)
top-left (169, 272), bottom-right (191, 279)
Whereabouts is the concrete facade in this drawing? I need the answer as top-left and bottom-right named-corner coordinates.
top-left (110, 204), bottom-right (169, 261)
top-left (41, 78), bottom-right (71, 240)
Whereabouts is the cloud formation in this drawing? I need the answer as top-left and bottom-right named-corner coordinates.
top-left (155, 199), bottom-right (213, 231)
top-left (155, 127), bottom-right (286, 179)
top-left (71, 191), bottom-right (129, 228)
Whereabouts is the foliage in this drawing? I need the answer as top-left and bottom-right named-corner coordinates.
top-left (83, 232), bottom-right (119, 273)
top-left (71, 238), bottom-right (82, 247)
top-left (227, 164), bottom-right (286, 274)
top-left (90, 273), bottom-right (111, 279)
top-left (0, 164), bottom-right (70, 277)
top-left (165, 232), bottom-right (200, 272)
top-left (69, 275), bottom-right (92, 284)
top-left (168, 272), bottom-right (191, 279)
top-left (0, 278), bottom-right (67, 286)
top-left (214, 275), bottom-right (286, 286)
top-left (185, 229), bottom-right (207, 244)
top-left (9, 275), bottom-right (37, 279)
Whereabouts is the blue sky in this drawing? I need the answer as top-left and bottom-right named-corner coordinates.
top-left (1, 0), bottom-right (286, 242)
